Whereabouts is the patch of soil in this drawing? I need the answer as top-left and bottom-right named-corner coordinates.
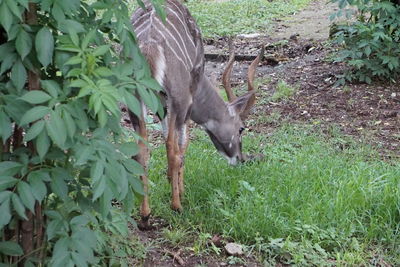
top-left (130, 218), bottom-right (261, 267)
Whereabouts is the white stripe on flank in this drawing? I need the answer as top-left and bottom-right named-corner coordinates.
top-left (165, 17), bottom-right (193, 67)
top-left (136, 25), bottom-right (150, 39)
top-left (166, 6), bottom-right (196, 49)
top-left (153, 17), bottom-right (191, 69)
top-left (153, 27), bottom-right (189, 70)
top-left (134, 16), bottom-right (150, 33)
top-left (153, 45), bottom-right (166, 87)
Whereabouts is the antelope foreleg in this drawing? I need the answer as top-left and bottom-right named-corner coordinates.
top-left (166, 115), bottom-right (182, 211)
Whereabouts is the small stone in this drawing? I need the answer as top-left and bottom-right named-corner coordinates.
top-left (237, 33), bottom-right (261, 39)
top-left (224, 242), bottom-right (244, 256)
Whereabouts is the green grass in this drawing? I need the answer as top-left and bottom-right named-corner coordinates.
top-left (186, 0), bottom-right (313, 38)
top-left (271, 80), bottom-right (298, 101)
top-left (128, 0), bottom-right (313, 38)
top-left (147, 124), bottom-right (400, 265)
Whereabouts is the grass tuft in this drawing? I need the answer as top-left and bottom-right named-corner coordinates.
top-left (271, 80), bottom-right (298, 101)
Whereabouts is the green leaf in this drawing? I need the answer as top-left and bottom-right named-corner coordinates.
top-left (16, 28), bottom-right (32, 59)
top-left (41, 80), bottom-right (61, 98)
top-left (92, 177), bottom-right (106, 201)
top-left (0, 191), bottom-right (12, 203)
top-left (46, 218), bottom-right (64, 240)
top-left (46, 110), bottom-right (67, 147)
top-left (119, 142), bottom-right (139, 157)
top-left (0, 241), bottom-right (23, 256)
top-left (24, 120), bottom-right (45, 142)
top-left (63, 110), bottom-right (76, 138)
top-left (137, 86), bottom-right (158, 113)
top-left (0, 198), bottom-right (11, 228)
top-left (10, 59), bottom-right (27, 91)
top-left (35, 27), bottom-right (54, 67)
top-left (51, 3), bottom-right (66, 22)
top-left (17, 181), bottom-right (35, 213)
top-left (20, 106), bottom-right (50, 126)
top-left (0, 176), bottom-right (18, 191)
top-left (97, 107), bottom-right (108, 128)
top-left (6, 0), bottom-right (22, 20)
top-left (81, 29), bottom-right (96, 50)
top-left (123, 158), bottom-right (144, 176)
top-left (51, 175), bottom-right (68, 200)
top-left (59, 19), bottom-right (85, 33)
top-left (0, 110), bottom-right (13, 142)
top-left (69, 31), bottom-right (80, 47)
top-left (20, 91), bottom-right (52, 104)
top-left (35, 129), bottom-right (50, 159)
top-left (123, 89), bottom-right (141, 116)
top-left (11, 193), bottom-right (28, 220)
top-left (90, 162), bottom-right (104, 184)
top-left (0, 161), bottom-right (23, 176)
top-left (129, 176), bottom-right (144, 196)
top-left (0, 2), bottom-right (13, 33)
top-left (0, 42), bottom-right (14, 61)
top-left (74, 146), bottom-right (93, 166)
top-left (65, 55), bottom-right (82, 66)
top-left (28, 172), bottom-right (47, 202)
top-left (140, 77), bottom-right (163, 92)
top-left (69, 79), bottom-right (87, 88)
top-left (0, 52), bottom-right (17, 75)
top-left (71, 252), bottom-right (88, 267)
top-left (92, 45), bottom-right (110, 57)
top-left (16, 0), bottom-right (29, 9)
top-left (95, 66), bottom-right (113, 77)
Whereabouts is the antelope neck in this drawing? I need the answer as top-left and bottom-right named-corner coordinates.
top-left (190, 75), bottom-right (229, 128)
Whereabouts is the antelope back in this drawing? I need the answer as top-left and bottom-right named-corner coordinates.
top-left (132, 0), bottom-right (205, 124)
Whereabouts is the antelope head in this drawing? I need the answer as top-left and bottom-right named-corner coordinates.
top-left (203, 42), bottom-right (264, 165)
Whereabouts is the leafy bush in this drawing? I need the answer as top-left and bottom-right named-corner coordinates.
top-left (331, 0), bottom-right (400, 84)
top-left (0, 0), bottom-right (162, 265)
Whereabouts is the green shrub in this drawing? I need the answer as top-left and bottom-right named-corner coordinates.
top-left (331, 0), bottom-right (400, 84)
top-left (0, 0), bottom-right (163, 265)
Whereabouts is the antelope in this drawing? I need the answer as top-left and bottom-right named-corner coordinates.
top-left (131, 0), bottom-right (263, 226)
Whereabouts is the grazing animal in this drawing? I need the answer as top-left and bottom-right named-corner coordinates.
top-left (131, 0), bottom-right (263, 225)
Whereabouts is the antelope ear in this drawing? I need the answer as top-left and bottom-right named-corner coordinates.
top-left (227, 91), bottom-right (255, 116)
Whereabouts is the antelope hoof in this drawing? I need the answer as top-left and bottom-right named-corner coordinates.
top-left (171, 202), bottom-right (183, 213)
top-left (138, 215), bottom-right (154, 231)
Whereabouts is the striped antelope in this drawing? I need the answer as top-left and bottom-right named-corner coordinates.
top-left (131, 0), bottom-right (263, 224)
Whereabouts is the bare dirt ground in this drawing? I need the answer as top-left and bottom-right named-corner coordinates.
top-left (131, 1), bottom-right (399, 266)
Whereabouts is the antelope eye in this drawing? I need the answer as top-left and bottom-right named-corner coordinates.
top-left (239, 127), bottom-right (245, 134)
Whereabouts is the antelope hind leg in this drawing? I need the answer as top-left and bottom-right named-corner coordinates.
top-left (166, 114), bottom-right (182, 211)
top-left (129, 109), bottom-right (152, 229)
top-left (178, 123), bottom-right (189, 197)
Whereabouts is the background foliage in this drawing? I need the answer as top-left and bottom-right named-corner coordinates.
top-left (0, 0), bottom-right (162, 265)
top-left (331, 0), bottom-right (400, 84)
